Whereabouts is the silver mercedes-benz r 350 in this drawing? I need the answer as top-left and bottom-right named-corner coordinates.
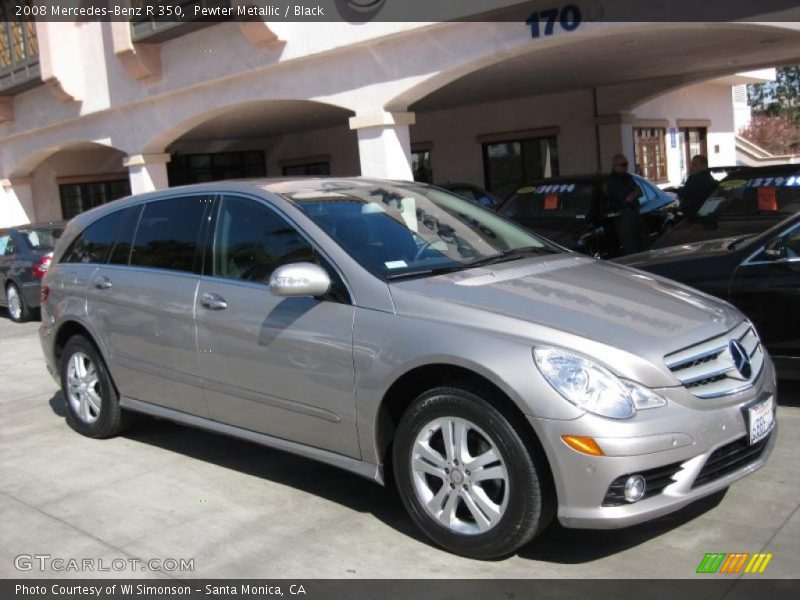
top-left (40, 178), bottom-right (776, 559)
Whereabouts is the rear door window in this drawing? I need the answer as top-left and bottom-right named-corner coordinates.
top-left (130, 197), bottom-right (208, 273)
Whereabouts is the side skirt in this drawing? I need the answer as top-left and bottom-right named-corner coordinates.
top-left (119, 396), bottom-right (384, 484)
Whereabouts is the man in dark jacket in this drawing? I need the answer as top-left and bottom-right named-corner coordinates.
top-left (678, 155), bottom-right (718, 220)
top-left (602, 154), bottom-right (645, 255)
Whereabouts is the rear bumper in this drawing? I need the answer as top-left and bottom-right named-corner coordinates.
top-left (528, 359), bottom-right (778, 529)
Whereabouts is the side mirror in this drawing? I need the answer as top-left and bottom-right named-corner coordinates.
top-left (763, 237), bottom-right (785, 260)
top-left (269, 262), bottom-right (331, 298)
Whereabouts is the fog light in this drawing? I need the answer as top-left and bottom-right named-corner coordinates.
top-left (624, 475), bottom-right (646, 502)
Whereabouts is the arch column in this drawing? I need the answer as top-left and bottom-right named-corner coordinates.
top-left (595, 113), bottom-right (636, 173)
top-left (349, 111), bottom-right (415, 180)
top-left (0, 177), bottom-right (36, 226)
top-left (123, 153), bottom-right (171, 194)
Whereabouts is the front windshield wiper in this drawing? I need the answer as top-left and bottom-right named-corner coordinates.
top-left (460, 246), bottom-right (558, 269)
top-left (386, 264), bottom-right (471, 281)
top-left (386, 246), bottom-right (557, 281)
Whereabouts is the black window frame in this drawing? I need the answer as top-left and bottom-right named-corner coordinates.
top-left (58, 178), bottom-right (132, 220)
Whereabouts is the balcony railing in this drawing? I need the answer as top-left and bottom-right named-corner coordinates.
top-left (0, 1), bottom-right (41, 95)
top-left (130, 0), bottom-right (231, 43)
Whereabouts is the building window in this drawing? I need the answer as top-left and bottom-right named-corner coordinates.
top-left (0, 0), bottom-right (41, 94)
top-left (282, 162), bottom-right (331, 176)
top-left (129, 0), bottom-right (231, 43)
top-left (482, 136), bottom-right (559, 200)
top-left (633, 128), bottom-right (668, 183)
top-left (59, 179), bottom-right (132, 220)
top-left (680, 126), bottom-right (708, 168)
top-left (411, 149), bottom-right (433, 183)
top-left (167, 150), bottom-right (265, 186)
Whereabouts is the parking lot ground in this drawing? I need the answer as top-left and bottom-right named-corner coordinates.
top-left (1, 311), bottom-right (799, 580)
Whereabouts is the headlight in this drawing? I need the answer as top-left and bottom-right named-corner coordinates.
top-left (533, 347), bottom-right (666, 419)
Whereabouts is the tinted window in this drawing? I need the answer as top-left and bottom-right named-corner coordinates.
top-left (214, 196), bottom-right (315, 284)
top-left (61, 210), bottom-right (129, 264)
top-left (108, 205), bottom-right (142, 265)
top-left (131, 197), bottom-right (207, 273)
top-left (0, 234), bottom-right (12, 256)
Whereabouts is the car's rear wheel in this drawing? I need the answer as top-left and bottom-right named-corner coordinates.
top-left (393, 385), bottom-right (552, 559)
top-left (6, 283), bottom-right (30, 323)
top-left (61, 335), bottom-right (129, 438)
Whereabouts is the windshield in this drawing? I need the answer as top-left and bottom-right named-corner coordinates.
top-left (697, 172), bottom-right (800, 218)
top-left (289, 183), bottom-right (560, 279)
top-left (22, 228), bottom-right (62, 250)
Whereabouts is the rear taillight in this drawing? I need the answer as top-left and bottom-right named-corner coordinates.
top-left (33, 254), bottom-right (52, 278)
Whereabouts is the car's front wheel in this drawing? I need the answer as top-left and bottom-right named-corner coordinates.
top-left (61, 335), bottom-right (129, 438)
top-left (393, 385), bottom-right (552, 559)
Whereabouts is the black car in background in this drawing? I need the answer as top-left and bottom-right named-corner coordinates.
top-left (436, 182), bottom-right (502, 208)
top-left (496, 174), bottom-right (678, 257)
top-left (0, 222), bottom-right (65, 322)
top-left (617, 212), bottom-right (800, 379)
top-left (651, 164), bottom-right (800, 249)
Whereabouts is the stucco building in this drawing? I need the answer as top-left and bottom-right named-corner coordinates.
top-left (1, 2), bottom-right (799, 226)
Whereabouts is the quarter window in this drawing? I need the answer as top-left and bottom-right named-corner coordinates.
top-left (130, 197), bottom-right (207, 273)
top-left (213, 196), bottom-right (315, 284)
top-left (60, 209), bottom-right (131, 264)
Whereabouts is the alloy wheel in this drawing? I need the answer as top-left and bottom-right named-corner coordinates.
top-left (66, 352), bottom-right (102, 424)
top-left (410, 416), bottom-right (509, 535)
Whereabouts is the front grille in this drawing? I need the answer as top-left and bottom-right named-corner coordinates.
top-left (602, 461), bottom-right (684, 506)
top-left (664, 321), bottom-right (764, 398)
top-left (692, 434), bottom-right (771, 489)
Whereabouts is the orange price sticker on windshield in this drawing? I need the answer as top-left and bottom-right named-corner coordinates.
top-left (544, 194), bottom-right (558, 210)
top-left (757, 187), bottom-right (778, 211)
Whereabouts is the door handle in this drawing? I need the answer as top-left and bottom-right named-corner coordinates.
top-left (95, 277), bottom-right (113, 290)
top-left (200, 292), bottom-right (227, 310)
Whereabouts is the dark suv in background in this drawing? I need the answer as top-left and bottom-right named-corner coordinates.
top-left (496, 174), bottom-right (677, 257)
top-left (0, 222), bottom-right (65, 322)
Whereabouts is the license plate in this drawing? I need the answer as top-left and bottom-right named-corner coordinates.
top-left (747, 397), bottom-right (775, 445)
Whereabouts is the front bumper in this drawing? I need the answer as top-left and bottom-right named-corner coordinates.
top-left (529, 358), bottom-right (778, 529)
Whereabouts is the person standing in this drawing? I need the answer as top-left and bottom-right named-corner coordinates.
top-left (678, 154), bottom-right (718, 220)
top-left (602, 154), bottom-right (646, 255)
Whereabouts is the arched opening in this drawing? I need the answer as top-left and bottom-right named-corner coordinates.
top-left (8, 142), bottom-right (129, 223)
top-left (144, 100), bottom-right (358, 186)
top-left (395, 23), bottom-right (800, 193)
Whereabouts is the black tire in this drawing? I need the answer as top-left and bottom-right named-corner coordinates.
top-left (393, 384), bottom-right (552, 559)
top-left (6, 282), bottom-right (30, 323)
top-left (60, 335), bottom-right (130, 438)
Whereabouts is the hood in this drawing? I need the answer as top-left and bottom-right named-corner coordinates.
top-left (651, 214), bottom-right (783, 249)
top-left (615, 236), bottom-right (739, 268)
top-left (389, 254), bottom-right (742, 380)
